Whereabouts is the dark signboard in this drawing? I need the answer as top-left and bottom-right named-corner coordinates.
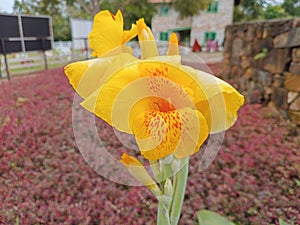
top-left (0, 14), bottom-right (53, 54)
top-left (0, 15), bottom-right (20, 38)
top-left (22, 16), bottom-right (51, 37)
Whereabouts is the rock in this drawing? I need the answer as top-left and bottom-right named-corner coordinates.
top-left (256, 24), bottom-right (264, 39)
top-left (245, 68), bottom-right (254, 80)
top-left (263, 28), bottom-right (268, 39)
top-left (274, 27), bottom-right (300, 48)
top-left (290, 95), bottom-right (300, 111)
top-left (263, 48), bottom-right (291, 74)
top-left (284, 72), bottom-right (300, 91)
top-left (288, 92), bottom-right (299, 104)
top-left (274, 31), bottom-right (289, 48)
top-left (292, 48), bottom-right (300, 63)
top-left (253, 38), bottom-right (273, 54)
top-left (273, 74), bottom-right (284, 88)
top-left (272, 87), bottom-right (288, 110)
top-left (246, 25), bottom-right (256, 41)
top-left (242, 43), bottom-right (254, 56)
top-left (257, 70), bottom-right (273, 87)
top-left (231, 38), bottom-right (243, 65)
top-left (289, 62), bottom-right (300, 75)
top-left (241, 56), bottom-right (250, 69)
top-left (248, 82), bottom-right (264, 103)
top-left (288, 110), bottom-right (300, 125)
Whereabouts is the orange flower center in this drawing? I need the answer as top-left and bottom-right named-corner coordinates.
top-left (153, 98), bottom-right (176, 112)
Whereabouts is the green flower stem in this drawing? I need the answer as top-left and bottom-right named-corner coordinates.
top-left (169, 157), bottom-right (189, 225)
top-left (157, 200), bottom-right (171, 225)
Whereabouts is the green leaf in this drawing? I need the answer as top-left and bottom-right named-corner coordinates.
top-left (279, 218), bottom-right (290, 225)
top-left (254, 48), bottom-right (268, 60)
top-left (197, 210), bottom-right (236, 225)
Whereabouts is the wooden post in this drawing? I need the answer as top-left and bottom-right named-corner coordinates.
top-left (41, 38), bottom-right (48, 70)
top-left (1, 38), bottom-right (10, 80)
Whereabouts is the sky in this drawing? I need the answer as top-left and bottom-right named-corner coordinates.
top-left (0, 0), bottom-right (14, 13)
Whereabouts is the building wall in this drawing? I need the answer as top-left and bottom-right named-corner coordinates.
top-left (151, 0), bottom-right (234, 47)
top-left (191, 0), bottom-right (233, 46)
top-left (223, 18), bottom-right (300, 125)
top-left (151, 7), bottom-right (192, 41)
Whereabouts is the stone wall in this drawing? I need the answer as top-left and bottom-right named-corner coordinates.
top-left (223, 18), bottom-right (300, 125)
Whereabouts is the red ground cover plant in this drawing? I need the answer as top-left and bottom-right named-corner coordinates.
top-left (0, 66), bottom-right (299, 225)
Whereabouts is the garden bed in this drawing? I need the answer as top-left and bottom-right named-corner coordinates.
top-left (0, 65), bottom-right (299, 224)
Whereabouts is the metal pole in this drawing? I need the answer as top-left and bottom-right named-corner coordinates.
top-left (1, 38), bottom-right (10, 80)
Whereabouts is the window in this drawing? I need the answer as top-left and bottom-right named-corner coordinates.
top-left (159, 6), bottom-right (169, 16)
top-left (204, 32), bottom-right (217, 43)
top-left (207, 1), bottom-right (218, 13)
top-left (159, 32), bottom-right (169, 41)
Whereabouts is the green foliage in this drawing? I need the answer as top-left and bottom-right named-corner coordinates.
top-left (233, 0), bottom-right (265, 22)
top-left (197, 210), bottom-right (236, 225)
top-left (279, 218), bottom-right (291, 225)
top-left (264, 5), bottom-right (289, 19)
top-left (233, 0), bottom-right (300, 23)
top-left (282, 0), bottom-right (300, 17)
top-left (254, 48), bottom-right (268, 60)
top-left (233, 6), bottom-right (246, 22)
top-left (103, 0), bottom-right (156, 30)
top-left (173, 0), bottom-right (212, 18)
top-left (12, 0), bottom-right (156, 41)
top-left (13, 0), bottom-right (70, 41)
top-left (197, 210), bottom-right (292, 225)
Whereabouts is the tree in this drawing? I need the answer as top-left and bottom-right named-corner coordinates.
top-left (233, 0), bottom-right (267, 22)
top-left (13, 0), bottom-right (71, 41)
top-left (12, 0), bottom-right (157, 40)
top-left (66, 0), bottom-right (104, 17)
top-left (173, 0), bottom-right (212, 18)
top-left (282, 0), bottom-right (300, 17)
top-left (264, 5), bottom-right (289, 19)
top-left (102, 0), bottom-right (156, 29)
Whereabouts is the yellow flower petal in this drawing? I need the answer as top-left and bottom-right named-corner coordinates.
top-left (167, 33), bottom-right (179, 56)
top-left (88, 10), bottom-right (137, 57)
top-left (64, 53), bottom-right (138, 99)
top-left (122, 24), bottom-right (138, 44)
top-left (180, 65), bottom-right (245, 133)
top-left (120, 153), bottom-right (161, 194)
top-left (136, 18), bottom-right (158, 59)
top-left (132, 107), bottom-right (208, 160)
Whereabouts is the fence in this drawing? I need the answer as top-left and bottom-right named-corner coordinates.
top-left (0, 49), bottom-right (88, 79)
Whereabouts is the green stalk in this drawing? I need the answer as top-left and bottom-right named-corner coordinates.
top-left (157, 201), bottom-right (171, 225)
top-left (169, 157), bottom-right (189, 225)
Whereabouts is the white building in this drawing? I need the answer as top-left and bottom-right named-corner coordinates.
top-left (150, 0), bottom-right (234, 48)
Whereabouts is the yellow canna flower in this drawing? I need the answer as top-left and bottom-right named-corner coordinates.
top-left (120, 153), bottom-right (161, 195)
top-left (89, 10), bottom-right (137, 57)
top-left (80, 60), bottom-right (244, 160)
top-left (65, 10), bottom-right (244, 161)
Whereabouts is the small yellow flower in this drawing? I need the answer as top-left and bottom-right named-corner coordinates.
top-left (89, 10), bottom-right (137, 57)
